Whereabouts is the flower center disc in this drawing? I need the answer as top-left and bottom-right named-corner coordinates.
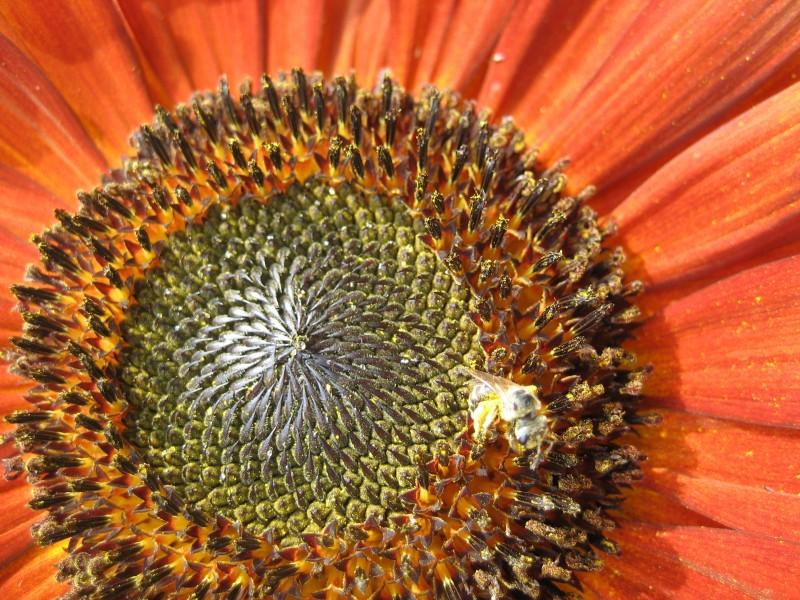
top-left (121, 182), bottom-right (482, 543)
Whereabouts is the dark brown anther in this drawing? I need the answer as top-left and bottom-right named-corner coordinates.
top-left (474, 296), bottom-right (492, 322)
top-left (476, 121), bottom-right (489, 168)
top-left (261, 74), bottom-right (282, 119)
top-left (104, 266), bottom-right (124, 288)
top-left (53, 209), bottom-right (85, 237)
top-left (175, 185), bottom-right (193, 207)
top-left (21, 311), bottom-right (65, 334)
top-left (89, 315), bottom-right (111, 337)
top-left (534, 210), bottom-right (568, 245)
top-left (5, 410), bottom-right (52, 424)
top-left (248, 159), bottom-right (265, 187)
top-left (313, 81), bottom-right (326, 131)
top-left (551, 335), bottom-right (587, 358)
top-left (11, 284), bottom-right (59, 305)
top-left (156, 104), bottom-right (178, 132)
top-left (29, 492), bottom-right (74, 510)
top-left (346, 145), bottom-right (365, 178)
top-left (349, 105), bottom-right (363, 145)
top-left (488, 217), bottom-right (508, 248)
top-left (90, 238), bottom-right (116, 263)
top-left (381, 75), bottom-right (393, 116)
top-left (376, 145), bottom-right (394, 177)
top-left (60, 392), bottom-right (89, 408)
top-left (104, 424), bottom-right (124, 449)
top-left (97, 379), bottom-right (119, 404)
top-left (219, 77), bottom-right (239, 125)
top-left (10, 336), bottom-right (55, 355)
top-left (151, 186), bottom-right (170, 210)
top-left (478, 259), bottom-right (497, 283)
top-left (425, 90), bottom-right (440, 138)
top-left (455, 111), bottom-right (472, 150)
top-left (37, 240), bottom-right (81, 275)
top-left (334, 76), bottom-right (349, 123)
top-left (481, 152), bottom-right (497, 193)
top-left (414, 170), bottom-right (428, 205)
top-left (193, 99), bottom-right (218, 143)
top-left (68, 341), bottom-right (104, 379)
top-left (431, 190), bottom-right (445, 214)
top-left (468, 192), bottom-right (485, 232)
top-left (229, 139), bottom-right (247, 169)
top-left (172, 129), bottom-right (197, 169)
top-left (26, 367), bottom-right (66, 385)
top-left (451, 144), bottom-right (469, 183)
top-left (328, 136), bottom-right (343, 169)
top-left (75, 413), bottom-right (104, 432)
top-left (532, 251), bottom-right (563, 273)
top-left (97, 191), bottom-right (134, 220)
top-left (499, 273), bottom-right (512, 298)
top-left (416, 127), bottom-right (428, 170)
top-left (141, 125), bottom-right (171, 166)
top-left (292, 68), bottom-right (309, 113)
top-left (282, 95), bottom-right (301, 139)
top-left (424, 217), bottom-right (442, 240)
top-left (208, 163), bottom-right (228, 189)
top-left (73, 214), bottom-right (109, 234)
top-left (385, 108), bottom-right (397, 146)
top-left (135, 226), bottom-right (152, 252)
top-left (240, 91), bottom-right (261, 134)
top-left (265, 142), bottom-right (283, 170)
top-left (82, 297), bottom-right (104, 317)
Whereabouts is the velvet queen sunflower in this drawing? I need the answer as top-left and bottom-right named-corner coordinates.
top-left (1, 1), bottom-right (799, 599)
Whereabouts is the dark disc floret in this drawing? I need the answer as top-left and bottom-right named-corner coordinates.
top-left (3, 69), bottom-right (655, 599)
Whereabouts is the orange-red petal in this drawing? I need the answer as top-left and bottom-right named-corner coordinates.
top-left (634, 255), bottom-right (800, 428)
top-left (525, 0), bottom-right (800, 199)
top-left (615, 80), bottom-right (800, 290)
top-left (0, 36), bottom-right (106, 201)
top-left (588, 524), bottom-right (800, 599)
top-left (142, 0), bottom-right (265, 94)
top-left (0, 544), bottom-right (68, 599)
top-left (639, 409), bottom-right (800, 494)
top-left (267, 0), bottom-right (326, 75)
top-left (114, 0), bottom-right (195, 105)
top-left (0, 1), bottom-right (154, 165)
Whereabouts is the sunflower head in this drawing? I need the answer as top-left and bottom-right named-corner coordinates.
top-left (5, 70), bottom-right (651, 598)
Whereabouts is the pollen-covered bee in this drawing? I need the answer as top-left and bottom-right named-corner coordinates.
top-left (466, 368), bottom-right (552, 461)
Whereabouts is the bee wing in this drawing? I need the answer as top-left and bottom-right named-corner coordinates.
top-left (464, 368), bottom-right (515, 396)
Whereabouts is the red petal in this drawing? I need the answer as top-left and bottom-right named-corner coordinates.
top-left (404, 0), bottom-right (456, 91)
top-left (0, 479), bottom-right (37, 562)
top-left (383, 0), bottom-right (424, 87)
top-left (646, 474), bottom-right (800, 543)
top-left (638, 409), bottom-right (800, 494)
top-left (0, 2), bottom-right (155, 165)
top-left (477, 0), bottom-right (613, 114)
top-left (0, 370), bottom-right (29, 414)
top-left (329, 0), bottom-right (388, 85)
top-left (267, 0), bottom-right (326, 74)
top-left (114, 0), bottom-right (194, 105)
top-left (588, 524), bottom-right (800, 599)
top-left (526, 1), bottom-right (800, 198)
top-left (424, 0), bottom-right (516, 96)
top-left (0, 36), bottom-right (106, 201)
top-left (615, 80), bottom-right (800, 289)
top-left (0, 544), bottom-right (68, 599)
top-left (633, 255), bottom-right (800, 428)
top-left (0, 167), bottom-right (70, 242)
top-left (141, 0), bottom-right (264, 93)
top-left (616, 486), bottom-right (720, 529)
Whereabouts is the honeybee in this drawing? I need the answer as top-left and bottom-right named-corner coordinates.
top-left (466, 368), bottom-right (551, 462)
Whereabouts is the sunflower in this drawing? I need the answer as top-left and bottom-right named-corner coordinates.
top-left (1, 1), bottom-right (799, 599)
